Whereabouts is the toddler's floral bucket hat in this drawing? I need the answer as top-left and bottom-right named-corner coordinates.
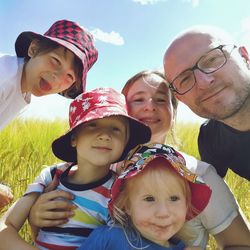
top-left (52, 87), bottom-right (151, 163)
top-left (109, 143), bottom-right (212, 220)
top-left (15, 19), bottom-right (98, 98)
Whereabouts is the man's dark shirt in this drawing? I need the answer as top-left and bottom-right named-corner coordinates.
top-left (198, 119), bottom-right (250, 180)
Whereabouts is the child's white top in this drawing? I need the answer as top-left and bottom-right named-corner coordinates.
top-left (0, 55), bottom-right (31, 130)
top-left (180, 152), bottom-right (238, 248)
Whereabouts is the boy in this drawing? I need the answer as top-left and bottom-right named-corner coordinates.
top-left (0, 19), bottom-right (98, 131)
top-left (0, 87), bottom-right (151, 250)
top-left (0, 19), bottom-right (98, 210)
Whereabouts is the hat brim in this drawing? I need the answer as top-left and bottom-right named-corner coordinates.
top-left (187, 180), bottom-right (212, 220)
top-left (118, 118), bottom-right (151, 161)
top-left (52, 115), bottom-right (151, 163)
top-left (52, 130), bottom-right (76, 163)
top-left (109, 155), bottom-right (211, 220)
top-left (15, 31), bottom-right (88, 96)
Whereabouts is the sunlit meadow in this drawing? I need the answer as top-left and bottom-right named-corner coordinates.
top-left (0, 119), bottom-right (249, 249)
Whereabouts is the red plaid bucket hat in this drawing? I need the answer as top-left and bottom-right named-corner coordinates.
top-left (109, 143), bottom-right (212, 220)
top-left (15, 19), bottom-right (98, 98)
top-left (52, 87), bottom-right (151, 163)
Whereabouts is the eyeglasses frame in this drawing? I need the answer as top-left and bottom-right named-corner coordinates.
top-left (168, 44), bottom-right (237, 95)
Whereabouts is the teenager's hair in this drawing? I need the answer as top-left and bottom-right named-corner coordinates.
top-left (122, 70), bottom-right (178, 146)
top-left (112, 158), bottom-right (197, 244)
top-left (25, 36), bottom-right (83, 98)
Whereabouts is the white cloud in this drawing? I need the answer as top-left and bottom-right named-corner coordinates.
top-left (182, 0), bottom-right (200, 7)
top-left (133, 0), bottom-right (200, 7)
top-left (90, 28), bottom-right (124, 46)
top-left (133, 0), bottom-right (166, 5)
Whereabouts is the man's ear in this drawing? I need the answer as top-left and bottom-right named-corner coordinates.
top-left (174, 93), bottom-right (181, 101)
top-left (27, 39), bottom-right (39, 57)
top-left (239, 46), bottom-right (250, 69)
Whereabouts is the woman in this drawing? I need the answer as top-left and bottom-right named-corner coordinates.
top-left (29, 70), bottom-right (250, 249)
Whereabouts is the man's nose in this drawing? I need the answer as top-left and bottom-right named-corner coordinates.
top-left (194, 69), bottom-right (215, 89)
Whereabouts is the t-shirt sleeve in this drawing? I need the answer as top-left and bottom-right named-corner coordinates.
top-left (198, 120), bottom-right (228, 177)
top-left (198, 166), bottom-right (238, 235)
top-left (24, 165), bottom-right (54, 195)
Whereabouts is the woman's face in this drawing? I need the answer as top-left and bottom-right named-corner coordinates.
top-left (126, 75), bottom-right (174, 143)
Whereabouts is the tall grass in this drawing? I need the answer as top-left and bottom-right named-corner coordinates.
top-left (0, 119), bottom-right (68, 242)
top-left (0, 119), bottom-right (249, 248)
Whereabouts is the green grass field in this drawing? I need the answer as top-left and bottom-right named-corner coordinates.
top-left (0, 119), bottom-right (249, 248)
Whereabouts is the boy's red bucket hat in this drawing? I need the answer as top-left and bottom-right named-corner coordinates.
top-left (15, 19), bottom-right (98, 98)
top-left (109, 143), bottom-right (212, 220)
top-left (52, 87), bottom-right (151, 163)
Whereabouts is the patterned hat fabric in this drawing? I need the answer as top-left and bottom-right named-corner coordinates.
top-left (109, 143), bottom-right (212, 220)
top-left (52, 87), bottom-right (151, 163)
top-left (15, 19), bottom-right (98, 98)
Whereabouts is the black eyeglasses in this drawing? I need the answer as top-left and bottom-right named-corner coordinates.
top-left (168, 44), bottom-right (237, 95)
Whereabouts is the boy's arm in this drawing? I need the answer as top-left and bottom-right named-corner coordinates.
top-left (0, 192), bottom-right (40, 250)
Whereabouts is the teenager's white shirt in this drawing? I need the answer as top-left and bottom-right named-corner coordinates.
top-left (181, 152), bottom-right (238, 248)
top-left (0, 55), bottom-right (31, 131)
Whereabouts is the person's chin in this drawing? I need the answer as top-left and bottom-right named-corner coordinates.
top-left (31, 90), bottom-right (44, 96)
top-left (31, 88), bottom-right (50, 97)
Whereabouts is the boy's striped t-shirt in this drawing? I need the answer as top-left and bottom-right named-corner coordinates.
top-left (25, 162), bottom-right (115, 250)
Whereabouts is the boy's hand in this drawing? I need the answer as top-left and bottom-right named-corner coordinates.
top-left (0, 183), bottom-right (13, 209)
top-left (28, 190), bottom-right (76, 228)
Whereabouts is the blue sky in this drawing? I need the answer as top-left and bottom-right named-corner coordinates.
top-left (1, 0), bottom-right (250, 123)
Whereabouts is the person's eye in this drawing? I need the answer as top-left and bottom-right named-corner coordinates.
top-left (86, 122), bottom-right (96, 128)
top-left (156, 98), bottom-right (167, 103)
top-left (178, 73), bottom-right (192, 86)
top-left (112, 126), bottom-right (121, 132)
top-left (144, 196), bottom-right (155, 202)
top-left (51, 56), bottom-right (61, 66)
top-left (202, 55), bottom-right (219, 66)
top-left (169, 195), bottom-right (179, 202)
top-left (133, 98), bottom-right (144, 103)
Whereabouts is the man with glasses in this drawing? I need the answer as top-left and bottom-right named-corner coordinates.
top-left (164, 25), bottom-right (250, 249)
top-left (164, 26), bottom-right (250, 181)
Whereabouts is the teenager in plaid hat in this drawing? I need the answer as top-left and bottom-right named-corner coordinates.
top-left (0, 19), bottom-right (98, 211)
top-left (0, 19), bottom-right (98, 131)
top-left (0, 88), bottom-right (151, 250)
top-left (80, 143), bottom-right (212, 250)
